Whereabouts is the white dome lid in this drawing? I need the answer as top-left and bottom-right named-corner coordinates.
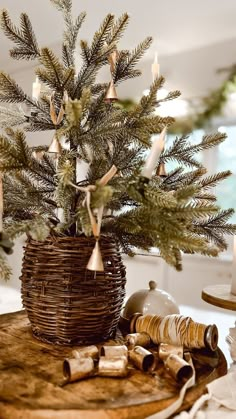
top-left (123, 281), bottom-right (180, 319)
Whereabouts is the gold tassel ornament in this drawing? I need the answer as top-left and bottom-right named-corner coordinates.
top-left (105, 80), bottom-right (118, 103)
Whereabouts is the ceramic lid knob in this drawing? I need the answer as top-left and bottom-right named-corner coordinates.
top-left (149, 280), bottom-right (157, 290)
top-left (123, 280), bottom-right (180, 319)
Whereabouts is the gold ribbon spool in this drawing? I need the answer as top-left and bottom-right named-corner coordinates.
top-left (132, 313), bottom-right (218, 350)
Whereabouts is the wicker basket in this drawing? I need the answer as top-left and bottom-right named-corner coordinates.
top-left (20, 235), bottom-right (126, 345)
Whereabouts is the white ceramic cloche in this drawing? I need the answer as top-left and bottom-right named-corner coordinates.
top-left (123, 280), bottom-right (180, 319)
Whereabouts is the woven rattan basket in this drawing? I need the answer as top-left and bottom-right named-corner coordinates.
top-left (20, 235), bottom-right (126, 345)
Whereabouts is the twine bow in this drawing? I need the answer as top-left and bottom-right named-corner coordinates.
top-left (105, 50), bottom-right (119, 102)
top-left (108, 50), bottom-right (119, 73)
top-left (70, 165), bottom-right (117, 271)
top-left (50, 91), bottom-right (68, 126)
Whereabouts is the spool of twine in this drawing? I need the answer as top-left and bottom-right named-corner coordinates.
top-left (134, 314), bottom-right (218, 351)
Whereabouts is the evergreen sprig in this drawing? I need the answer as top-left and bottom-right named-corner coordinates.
top-left (0, 0), bottom-right (235, 279)
top-left (0, 10), bottom-right (40, 60)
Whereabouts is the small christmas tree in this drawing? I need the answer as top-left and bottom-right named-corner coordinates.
top-left (0, 0), bottom-right (235, 279)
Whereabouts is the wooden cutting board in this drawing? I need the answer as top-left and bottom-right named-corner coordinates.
top-left (0, 311), bottom-right (227, 419)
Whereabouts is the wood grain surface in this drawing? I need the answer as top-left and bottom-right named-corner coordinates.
top-left (0, 311), bottom-right (227, 419)
top-left (202, 284), bottom-right (236, 311)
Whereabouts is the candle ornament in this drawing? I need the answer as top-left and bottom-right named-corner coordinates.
top-left (141, 126), bottom-right (167, 179)
top-left (32, 76), bottom-right (41, 101)
top-left (151, 52), bottom-right (160, 82)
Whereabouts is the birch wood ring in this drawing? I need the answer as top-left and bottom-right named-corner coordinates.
top-left (100, 345), bottom-right (128, 358)
top-left (165, 354), bottom-right (193, 382)
top-left (129, 346), bottom-right (155, 372)
top-left (158, 343), bottom-right (184, 361)
top-left (98, 356), bottom-right (128, 377)
top-left (63, 357), bottom-right (95, 382)
top-left (72, 345), bottom-right (99, 360)
top-left (125, 332), bottom-right (151, 349)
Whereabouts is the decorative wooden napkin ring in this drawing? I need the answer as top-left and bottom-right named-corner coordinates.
top-left (158, 343), bottom-right (183, 361)
top-left (98, 356), bottom-right (128, 377)
top-left (164, 354), bottom-right (193, 382)
top-left (125, 332), bottom-right (151, 349)
top-left (129, 345), bottom-right (155, 372)
top-left (100, 345), bottom-right (128, 358)
top-left (63, 357), bottom-right (95, 382)
top-left (72, 345), bottom-right (99, 360)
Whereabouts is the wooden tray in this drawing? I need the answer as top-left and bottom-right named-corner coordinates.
top-left (0, 311), bottom-right (227, 419)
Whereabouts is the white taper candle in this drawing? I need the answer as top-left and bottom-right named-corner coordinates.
top-left (141, 127), bottom-right (166, 179)
top-left (32, 76), bottom-right (41, 100)
top-left (151, 52), bottom-right (160, 82)
top-left (231, 236), bottom-right (236, 295)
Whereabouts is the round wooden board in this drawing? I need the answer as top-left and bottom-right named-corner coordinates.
top-left (202, 284), bottom-right (236, 311)
top-left (0, 311), bottom-right (227, 419)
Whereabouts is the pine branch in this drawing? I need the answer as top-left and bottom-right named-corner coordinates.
top-left (89, 14), bottom-right (115, 62)
top-left (106, 13), bottom-right (130, 45)
top-left (0, 104), bottom-right (26, 128)
top-left (0, 10), bottom-right (40, 60)
top-left (197, 170), bottom-right (231, 189)
top-left (0, 72), bottom-right (26, 103)
top-left (38, 48), bottom-right (65, 90)
top-left (114, 37), bottom-right (152, 84)
top-left (0, 253), bottom-right (12, 281)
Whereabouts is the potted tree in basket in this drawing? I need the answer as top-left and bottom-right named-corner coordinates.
top-left (0, 0), bottom-right (235, 344)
